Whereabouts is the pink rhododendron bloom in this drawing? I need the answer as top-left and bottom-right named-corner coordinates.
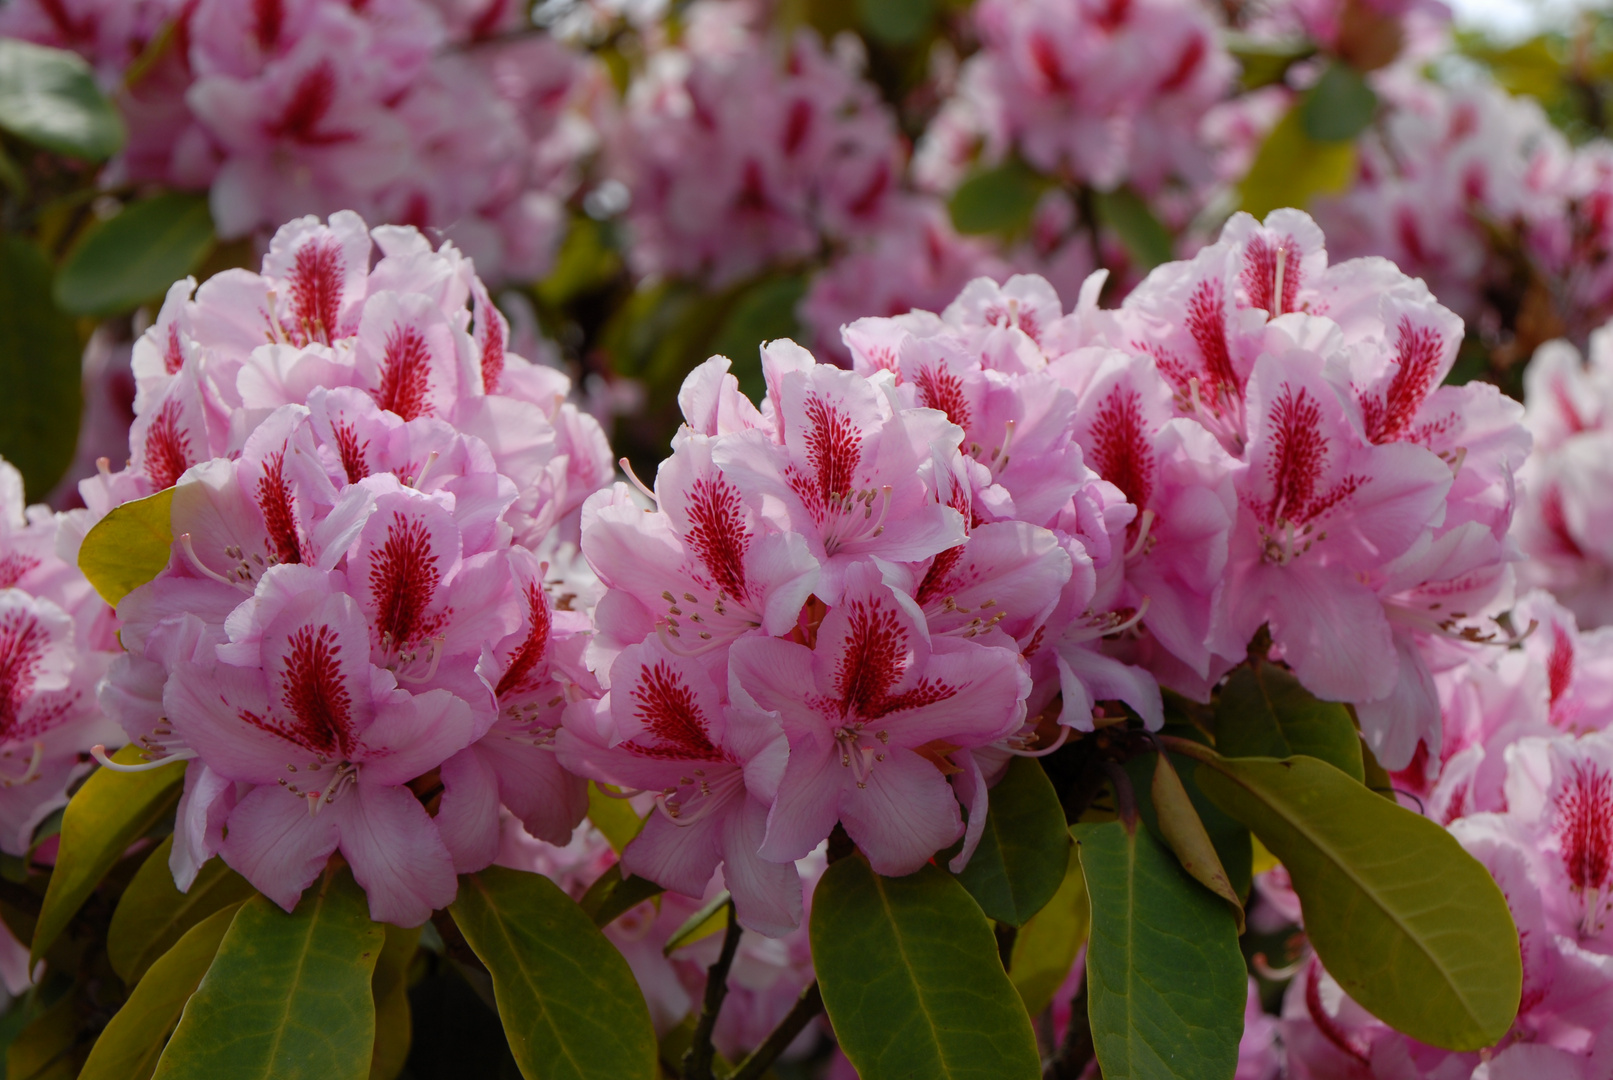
top-left (607, 0), bottom-right (903, 286)
top-left (913, 0), bottom-right (1235, 195)
top-left (0, 459), bottom-right (121, 855)
top-left (729, 560), bottom-right (1030, 877)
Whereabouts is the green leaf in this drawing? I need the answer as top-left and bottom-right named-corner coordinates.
top-left (1150, 753), bottom-right (1244, 932)
top-left (1224, 32), bottom-right (1317, 90)
top-left (0, 236), bottom-right (82, 502)
top-left (1008, 847), bottom-right (1089, 1018)
top-left (578, 865), bottom-right (664, 929)
top-left (109, 837), bottom-right (256, 986)
top-left (1092, 188), bottom-right (1175, 271)
top-left (449, 866), bottom-right (658, 1080)
top-left (1184, 748), bottom-right (1522, 1049)
top-left (1238, 106), bottom-right (1357, 220)
top-left (78, 485), bottom-right (174, 607)
top-left (80, 903), bottom-right (242, 1080)
top-left (949, 160), bottom-right (1048, 236)
top-left (152, 868), bottom-right (384, 1080)
top-left (811, 857), bottom-right (1041, 1080)
top-left (662, 890), bottom-right (730, 956)
top-left (953, 757), bottom-right (1071, 926)
top-left (369, 925), bottom-right (420, 1080)
top-left (7, 975), bottom-right (80, 1080)
top-left (858, 0), bottom-right (934, 44)
top-left (33, 743), bottom-right (186, 963)
top-left (586, 782), bottom-right (644, 853)
top-left (1122, 742), bottom-right (1253, 902)
top-left (1076, 821), bottom-right (1245, 1080)
top-left (0, 39), bottom-right (125, 160)
top-left (1215, 663), bottom-right (1364, 782)
top-left (55, 193), bottom-right (214, 317)
top-left (535, 217), bottom-right (622, 308)
top-left (1300, 62), bottom-right (1379, 142)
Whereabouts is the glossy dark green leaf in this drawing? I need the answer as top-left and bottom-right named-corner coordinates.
top-left (1239, 106), bottom-right (1357, 219)
top-left (953, 757), bottom-right (1071, 926)
top-left (0, 236), bottom-right (82, 501)
top-left (152, 869), bottom-right (384, 1080)
top-left (1215, 663), bottom-right (1364, 782)
top-left (1301, 62), bottom-right (1379, 142)
top-left (1008, 847), bottom-right (1089, 1018)
top-left (949, 160), bottom-right (1048, 236)
top-left (33, 744), bottom-right (186, 963)
top-left (811, 857), bottom-right (1040, 1080)
top-left (80, 903), bottom-right (241, 1080)
top-left (1076, 821), bottom-right (1244, 1080)
top-left (109, 837), bottom-right (256, 986)
top-left (858, 0), bottom-right (934, 44)
top-left (54, 193), bottom-right (214, 317)
top-left (369, 925), bottom-right (420, 1080)
top-left (78, 486), bottom-right (174, 607)
top-left (1092, 188), bottom-right (1175, 270)
top-left (450, 866), bottom-right (658, 1080)
top-left (579, 864), bottom-right (664, 928)
top-left (1184, 747), bottom-right (1522, 1049)
top-left (7, 975), bottom-right (80, 1080)
top-left (0, 39), bottom-right (125, 159)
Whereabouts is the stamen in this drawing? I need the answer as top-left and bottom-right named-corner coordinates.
top-left (92, 744), bottom-right (197, 772)
top-left (619, 458), bottom-right (658, 505)
top-left (1124, 509), bottom-right (1156, 561)
top-left (180, 533), bottom-right (250, 590)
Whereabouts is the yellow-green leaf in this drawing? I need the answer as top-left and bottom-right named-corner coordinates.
top-left (152, 869), bottom-right (384, 1080)
top-left (1183, 746), bottom-right (1522, 1049)
top-left (1009, 847), bottom-right (1090, 1018)
top-left (80, 903), bottom-right (242, 1080)
top-left (586, 782), bottom-right (644, 853)
top-left (1239, 106), bottom-right (1357, 219)
top-left (33, 744), bottom-right (186, 963)
top-left (370, 924), bottom-right (420, 1080)
top-left (1152, 753), bottom-right (1245, 932)
top-left (78, 486), bottom-right (175, 607)
top-left (449, 866), bottom-right (658, 1080)
top-left (108, 837), bottom-right (255, 986)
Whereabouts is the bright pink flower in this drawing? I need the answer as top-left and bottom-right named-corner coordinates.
top-left (557, 639), bottom-right (800, 935)
top-left (727, 560), bottom-right (1030, 876)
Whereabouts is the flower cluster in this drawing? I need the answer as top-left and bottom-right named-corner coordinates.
top-left (0, 460), bottom-right (120, 855)
top-left (605, 0), bottom-right (904, 287)
top-left (912, 0), bottom-right (1236, 196)
top-left (0, 0), bottom-right (604, 282)
top-left (94, 212), bottom-right (612, 925)
top-left (1271, 589), bottom-right (1613, 1077)
top-left (844, 209), bottom-right (1529, 771)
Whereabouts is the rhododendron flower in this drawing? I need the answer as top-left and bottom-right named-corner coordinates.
top-left (0, 460), bottom-right (121, 854)
top-left (729, 561), bottom-right (1030, 876)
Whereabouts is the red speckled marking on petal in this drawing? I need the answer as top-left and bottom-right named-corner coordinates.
top-left (624, 661), bottom-right (724, 761)
top-left (912, 364), bottom-right (971, 431)
top-left (0, 608), bottom-right (49, 737)
top-left (1087, 384), bottom-right (1155, 511)
top-left (496, 581), bottom-right (551, 700)
top-left (0, 555), bottom-right (40, 590)
top-left (1362, 317), bottom-right (1446, 444)
top-left (375, 325), bottom-right (434, 422)
top-left (1240, 233), bottom-right (1301, 317)
top-left (1549, 624), bottom-right (1575, 707)
top-left (333, 420), bottom-right (370, 484)
top-left (283, 237), bottom-right (344, 347)
top-left (683, 474), bottom-right (750, 601)
top-left (1259, 383), bottom-right (1360, 529)
top-left (144, 398), bottom-right (194, 490)
top-left (366, 512), bottom-right (444, 650)
top-left (255, 450), bottom-right (302, 566)
top-left (1557, 760), bottom-right (1613, 895)
top-left (258, 623), bottom-right (357, 758)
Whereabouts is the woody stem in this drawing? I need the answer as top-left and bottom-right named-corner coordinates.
top-left (727, 980), bottom-right (826, 1080)
top-left (681, 898), bottom-right (743, 1080)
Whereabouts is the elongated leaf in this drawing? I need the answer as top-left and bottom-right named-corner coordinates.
top-left (1239, 106), bottom-right (1357, 219)
top-left (80, 903), bottom-right (241, 1080)
top-left (1183, 747), bottom-right (1522, 1049)
top-left (109, 837), bottom-right (255, 986)
top-left (0, 236), bottom-right (82, 501)
top-left (662, 890), bottom-right (730, 956)
top-left (33, 744), bottom-right (186, 963)
top-left (954, 757), bottom-right (1071, 926)
top-left (1215, 663), bottom-right (1363, 781)
top-left (450, 866), bottom-right (658, 1080)
top-left (55, 193), bottom-right (214, 317)
top-left (78, 486), bottom-right (174, 606)
top-left (1123, 745), bottom-right (1253, 901)
top-left (1151, 754), bottom-right (1244, 932)
top-left (579, 864), bottom-right (664, 928)
top-left (1077, 821), bottom-right (1244, 1080)
top-left (1009, 847), bottom-right (1089, 1018)
top-left (1301, 63), bottom-right (1379, 141)
top-left (811, 857), bottom-right (1040, 1080)
top-left (0, 39), bottom-right (125, 159)
top-left (152, 869), bottom-right (383, 1080)
top-left (858, 0), bottom-right (934, 44)
top-left (7, 976), bottom-right (80, 1080)
top-left (370, 925), bottom-right (420, 1080)
top-left (949, 160), bottom-right (1047, 236)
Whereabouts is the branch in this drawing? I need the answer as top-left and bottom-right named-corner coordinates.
top-left (727, 980), bottom-right (825, 1080)
top-left (681, 899), bottom-right (742, 1080)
